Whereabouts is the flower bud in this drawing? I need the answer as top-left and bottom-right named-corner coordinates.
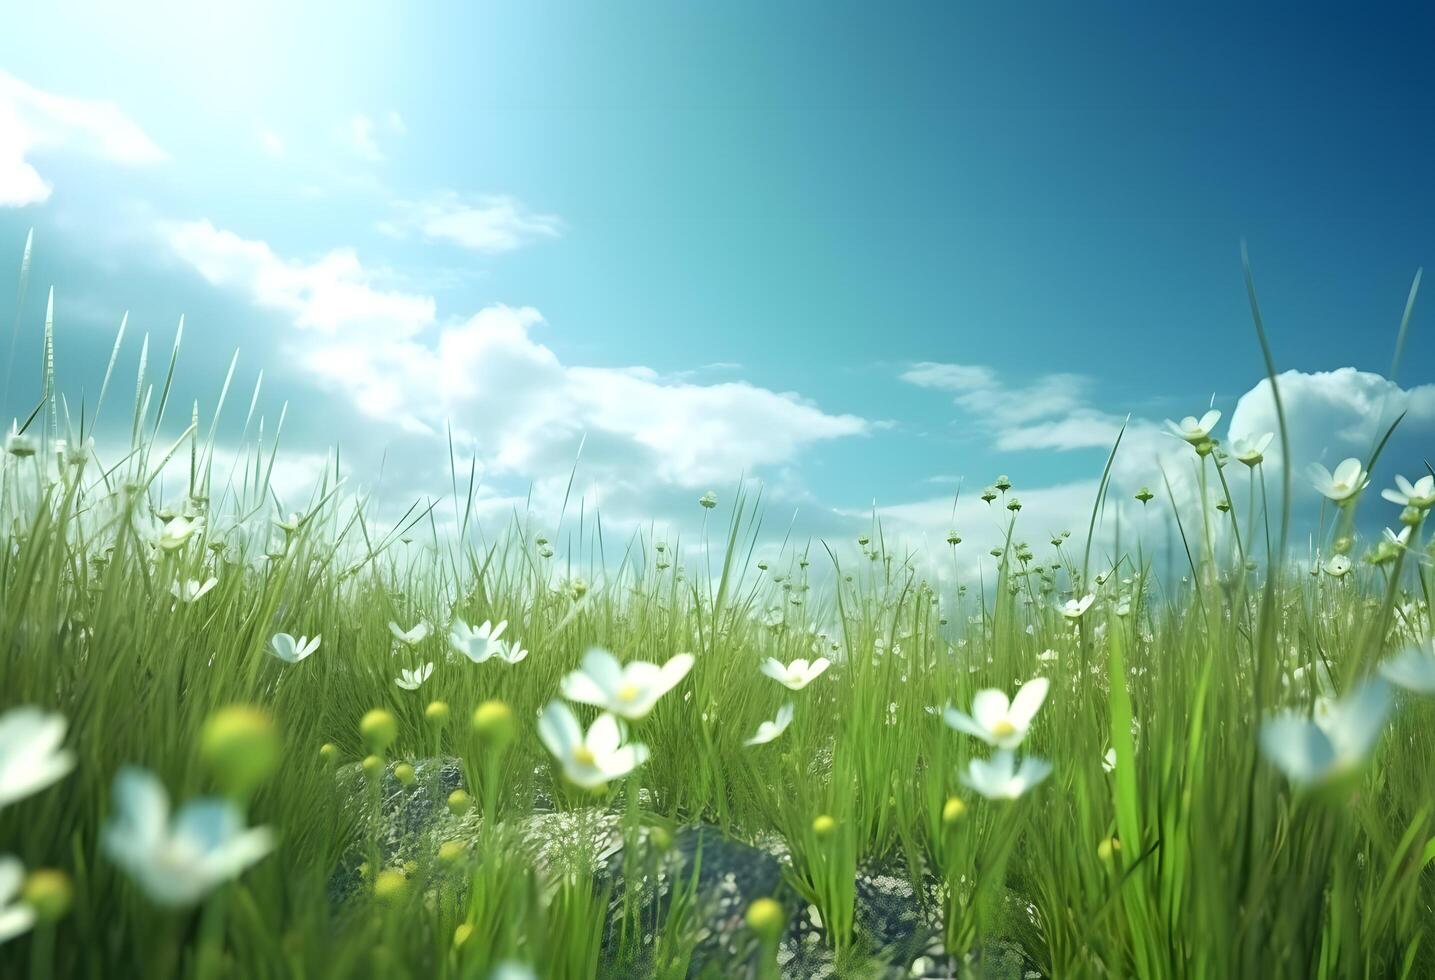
top-left (362, 754), bottom-right (383, 779)
top-left (393, 763), bottom-right (416, 786)
top-left (447, 789), bottom-right (472, 816)
top-left (319, 742), bottom-right (341, 766)
top-left (941, 796), bottom-right (967, 825)
top-left (471, 700), bottom-right (515, 747)
top-left (200, 705), bottom-right (278, 795)
top-left (1097, 837), bottom-right (1121, 863)
top-left (360, 709), bottom-right (398, 752)
top-left (811, 814), bottom-right (836, 838)
top-left (425, 701), bottom-right (450, 726)
top-left (438, 840), bottom-right (468, 864)
top-left (648, 825), bottom-right (673, 851)
top-left (373, 869), bottom-right (407, 902)
top-left (454, 923), bottom-right (473, 948)
top-left (745, 897), bottom-right (785, 940)
top-left (22, 869), bottom-right (73, 922)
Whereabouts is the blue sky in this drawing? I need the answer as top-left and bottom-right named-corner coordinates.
top-left (2, 2), bottom-right (1433, 563)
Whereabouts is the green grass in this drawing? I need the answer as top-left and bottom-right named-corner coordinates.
top-left (2, 305), bottom-right (1435, 978)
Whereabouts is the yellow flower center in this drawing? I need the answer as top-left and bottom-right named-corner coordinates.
top-left (572, 746), bottom-right (596, 765)
top-left (991, 719), bottom-right (1017, 738)
top-left (618, 684), bottom-right (640, 702)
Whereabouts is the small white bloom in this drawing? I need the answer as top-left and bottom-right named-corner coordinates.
top-left (102, 767), bottom-right (274, 906)
top-left (1307, 458), bottom-right (1368, 503)
top-left (943, 678), bottom-right (1049, 749)
top-left (449, 618), bottom-right (508, 664)
top-left (273, 512), bottom-right (302, 533)
top-left (744, 703), bottom-right (795, 747)
top-left (268, 633), bottom-right (320, 664)
top-left (1381, 474), bottom-right (1435, 510)
top-left (1379, 639), bottom-right (1435, 694)
top-left (1231, 432), bottom-right (1274, 466)
top-left (395, 663), bottom-right (434, 690)
top-left (759, 656), bottom-right (831, 691)
top-left (1114, 597), bottom-right (1132, 618)
top-left (389, 621), bottom-right (430, 646)
top-left (1060, 595), bottom-right (1095, 620)
top-left (1323, 555), bottom-right (1352, 578)
top-left (1102, 747), bottom-right (1117, 773)
top-left (960, 749), bottom-right (1052, 800)
top-left (172, 577), bottom-right (218, 604)
top-left (0, 856), bottom-right (35, 945)
top-left (0, 707), bottom-right (75, 810)
top-left (496, 639), bottom-right (529, 665)
top-left (1036, 648), bottom-right (1059, 663)
top-left (1383, 526), bottom-right (1412, 549)
top-left (1259, 677), bottom-right (1392, 785)
top-left (156, 516), bottom-right (203, 552)
top-left (1164, 409), bottom-right (1221, 444)
top-left (4, 424), bottom-right (36, 458)
top-left (560, 648), bottom-right (694, 720)
top-left (536, 702), bottom-right (648, 790)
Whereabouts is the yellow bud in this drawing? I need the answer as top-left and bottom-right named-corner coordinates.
top-left (200, 705), bottom-right (278, 795)
top-left (648, 825), bottom-right (673, 851)
top-left (22, 869), bottom-right (73, 922)
top-left (811, 814), bottom-right (837, 838)
top-left (1097, 837), bottom-right (1121, 863)
top-left (471, 700), bottom-right (515, 746)
top-left (454, 923), bottom-right (473, 948)
top-left (319, 742), bottom-right (340, 765)
top-left (360, 709), bottom-right (398, 752)
top-left (447, 789), bottom-right (472, 816)
top-left (745, 897), bottom-right (785, 940)
top-left (425, 700), bottom-right (450, 726)
top-left (942, 796), bottom-right (967, 825)
top-left (362, 755), bottom-right (383, 778)
top-left (394, 763), bottom-right (416, 786)
top-left (373, 869), bottom-right (407, 902)
top-left (438, 840), bottom-right (468, 864)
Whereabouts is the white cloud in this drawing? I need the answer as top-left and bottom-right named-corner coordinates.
top-left (259, 131), bottom-right (284, 157)
top-left (0, 69), bottom-right (165, 207)
top-left (389, 193), bottom-right (565, 254)
top-left (345, 114), bottom-right (384, 161)
top-left (165, 221), bottom-right (870, 487)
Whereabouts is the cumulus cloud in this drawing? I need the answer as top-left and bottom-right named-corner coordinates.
top-left (165, 220), bottom-right (871, 490)
top-left (0, 69), bottom-right (166, 207)
top-left (387, 193), bottom-right (565, 254)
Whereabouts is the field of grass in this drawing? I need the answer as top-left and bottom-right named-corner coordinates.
top-left (2, 298), bottom-right (1434, 978)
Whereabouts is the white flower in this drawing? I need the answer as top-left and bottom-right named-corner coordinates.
top-left (1165, 409), bottom-right (1221, 444)
top-left (1060, 595), bottom-right (1095, 620)
top-left (0, 707), bottom-right (75, 810)
top-left (1384, 526), bottom-right (1412, 549)
top-left (0, 856), bottom-right (35, 945)
top-left (560, 648), bottom-right (694, 720)
top-left (389, 621), bottom-right (430, 646)
top-left (171, 577), bottom-right (218, 603)
top-left (395, 663), bottom-right (434, 690)
top-left (4, 424), bottom-right (36, 458)
top-left (1102, 747), bottom-right (1117, 773)
top-left (943, 678), bottom-right (1049, 749)
top-left (1382, 474), bottom-right (1435, 510)
top-left (1036, 649), bottom-right (1059, 663)
top-left (1324, 555), bottom-right (1352, 578)
top-left (1259, 677), bottom-right (1392, 785)
top-left (744, 703), bottom-right (795, 747)
top-left (759, 657), bottom-right (831, 691)
top-left (960, 749), bottom-right (1052, 800)
top-left (157, 516), bottom-right (202, 552)
top-left (536, 702), bottom-right (648, 790)
top-left (268, 633), bottom-right (320, 664)
top-left (1379, 639), bottom-right (1435, 694)
top-left (273, 512), bottom-right (302, 533)
top-left (1307, 458), bottom-right (1368, 503)
top-left (1114, 597), bottom-right (1132, 618)
top-left (102, 767), bottom-right (274, 906)
top-left (1231, 432), bottom-right (1274, 465)
top-left (496, 640), bottom-right (529, 665)
top-left (449, 618), bottom-right (508, 664)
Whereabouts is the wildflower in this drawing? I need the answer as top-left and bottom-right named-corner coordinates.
top-left (1379, 639), bottom-right (1435, 694)
top-left (1115, 597), bottom-right (1132, 618)
top-left (449, 618), bottom-right (508, 663)
top-left (980, 487), bottom-right (998, 504)
top-left (1382, 474), bottom-right (1435, 510)
top-left (1324, 554), bottom-right (1352, 577)
top-left (496, 640), bottom-right (529, 665)
top-left (0, 857), bottom-right (35, 945)
top-left (0, 707), bottom-right (75, 810)
top-left (1060, 594), bottom-right (1095, 620)
top-left (268, 632), bottom-right (321, 664)
top-left (559, 648), bottom-right (694, 720)
top-left (1231, 432), bottom-right (1274, 466)
top-left (1307, 458), bottom-right (1368, 504)
top-left (472, 700), bottom-right (516, 747)
top-left (171, 577), bottom-right (218, 604)
top-left (156, 516), bottom-right (202, 552)
top-left (960, 749), bottom-right (1052, 800)
top-left (759, 656), bottom-right (831, 691)
top-left (699, 491), bottom-right (717, 509)
top-left (395, 663), bottom-right (434, 691)
top-left (1102, 748), bottom-right (1117, 773)
top-left (102, 767), bottom-right (274, 906)
top-left (943, 678), bottom-right (1049, 748)
top-left (744, 703), bottom-right (794, 746)
top-left (20, 869), bottom-right (72, 922)
top-left (1259, 677), bottom-right (1392, 785)
top-left (1165, 409), bottom-right (1221, 445)
top-left (1135, 487), bottom-right (1154, 503)
top-left (273, 512), bottom-right (302, 534)
top-left (1006, 497), bottom-right (1022, 512)
top-left (995, 474), bottom-right (1012, 492)
top-left (1384, 526), bottom-right (1412, 549)
top-left (946, 530), bottom-right (962, 545)
top-left (941, 796), bottom-right (967, 824)
top-left (4, 424), bottom-right (36, 458)
top-left (536, 701), bottom-right (648, 790)
top-left (388, 621), bottom-right (430, 647)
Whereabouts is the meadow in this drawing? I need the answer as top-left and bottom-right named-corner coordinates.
top-left (2, 285), bottom-right (1434, 979)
